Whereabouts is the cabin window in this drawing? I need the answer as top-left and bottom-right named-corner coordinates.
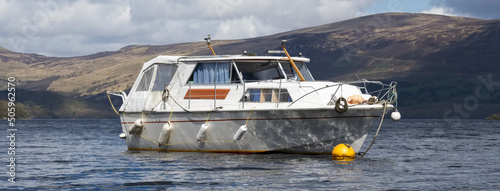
top-left (242, 88), bottom-right (292, 103)
top-left (235, 62), bottom-right (284, 82)
top-left (280, 62), bottom-right (314, 81)
top-left (137, 67), bottom-right (154, 91)
top-left (189, 62), bottom-right (232, 84)
top-left (152, 64), bottom-right (177, 91)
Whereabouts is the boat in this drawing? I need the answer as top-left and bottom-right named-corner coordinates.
top-left (107, 36), bottom-right (400, 154)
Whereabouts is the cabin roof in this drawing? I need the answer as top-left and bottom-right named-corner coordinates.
top-left (141, 55), bottom-right (310, 71)
top-left (179, 55), bottom-right (310, 63)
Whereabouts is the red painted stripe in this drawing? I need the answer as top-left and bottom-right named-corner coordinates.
top-left (121, 115), bottom-right (380, 124)
top-left (184, 89), bottom-right (230, 99)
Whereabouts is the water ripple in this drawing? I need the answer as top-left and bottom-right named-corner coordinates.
top-left (2, 119), bottom-right (500, 190)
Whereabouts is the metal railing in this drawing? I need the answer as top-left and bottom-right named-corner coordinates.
top-left (288, 80), bottom-right (398, 107)
top-left (347, 80), bottom-right (398, 104)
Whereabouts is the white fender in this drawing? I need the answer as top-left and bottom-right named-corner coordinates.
top-left (128, 119), bottom-right (143, 134)
top-left (391, 109), bottom-right (401, 121)
top-left (158, 123), bottom-right (173, 145)
top-left (196, 124), bottom-right (209, 141)
top-left (233, 125), bottom-right (247, 141)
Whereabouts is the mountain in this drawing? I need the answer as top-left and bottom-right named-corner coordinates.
top-left (1, 12), bottom-right (499, 118)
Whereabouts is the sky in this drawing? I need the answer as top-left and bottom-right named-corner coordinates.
top-left (1, 0), bottom-right (499, 57)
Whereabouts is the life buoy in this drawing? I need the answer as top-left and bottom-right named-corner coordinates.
top-left (335, 97), bottom-right (348, 114)
top-left (367, 96), bottom-right (377, 105)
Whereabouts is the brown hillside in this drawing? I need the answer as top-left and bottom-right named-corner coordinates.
top-left (2, 13), bottom-right (499, 95)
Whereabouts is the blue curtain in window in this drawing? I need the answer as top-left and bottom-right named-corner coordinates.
top-left (193, 62), bottom-right (230, 84)
top-left (216, 62), bottom-right (230, 83)
top-left (250, 89), bottom-right (261, 102)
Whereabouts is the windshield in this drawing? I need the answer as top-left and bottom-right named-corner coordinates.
top-left (235, 61), bottom-right (283, 82)
top-left (280, 61), bottom-right (314, 81)
top-left (235, 60), bottom-right (313, 81)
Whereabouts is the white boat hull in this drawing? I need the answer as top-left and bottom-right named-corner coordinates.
top-left (120, 108), bottom-right (384, 154)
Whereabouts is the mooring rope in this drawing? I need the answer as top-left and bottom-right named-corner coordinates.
top-left (245, 107), bottom-right (255, 126)
top-left (107, 93), bottom-right (120, 116)
top-left (205, 109), bottom-right (212, 125)
top-left (164, 89), bottom-right (190, 112)
top-left (168, 108), bottom-right (174, 124)
top-left (361, 100), bottom-right (387, 158)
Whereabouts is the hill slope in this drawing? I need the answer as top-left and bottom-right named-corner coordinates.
top-left (1, 12), bottom-right (499, 118)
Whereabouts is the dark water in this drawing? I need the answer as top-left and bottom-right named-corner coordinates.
top-left (1, 119), bottom-right (499, 190)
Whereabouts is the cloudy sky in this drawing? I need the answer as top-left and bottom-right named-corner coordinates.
top-left (1, 0), bottom-right (499, 57)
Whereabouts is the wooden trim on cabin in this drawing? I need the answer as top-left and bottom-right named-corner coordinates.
top-left (184, 89), bottom-right (230, 99)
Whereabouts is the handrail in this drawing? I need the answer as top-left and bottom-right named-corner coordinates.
top-left (106, 91), bottom-right (127, 115)
top-left (188, 82), bottom-right (192, 109)
top-left (345, 80), bottom-right (397, 100)
top-left (107, 91), bottom-right (127, 103)
top-left (242, 79), bottom-right (246, 109)
top-left (277, 79), bottom-right (282, 108)
top-left (287, 80), bottom-right (397, 107)
top-left (214, 70), bottom-right (217, 109)
top-left (288, 84), bottom-right (340, 107)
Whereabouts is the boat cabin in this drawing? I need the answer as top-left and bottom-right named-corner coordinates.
top-left (120, 55), bottom-right (350, 112)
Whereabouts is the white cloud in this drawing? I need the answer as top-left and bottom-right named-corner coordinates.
top-left (317, 0), bottom-right (372, 20)
top-left (429, 0), bottom-right (500, 19)
top-left (422, 6), bottom-right (457, 16)
top-left (0, 0), bottom-right (377, 57)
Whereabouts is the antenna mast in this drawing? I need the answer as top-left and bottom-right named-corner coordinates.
top-left (204, 34), bottom-right (216, 56)
top-left (281, 40), bottom-right (306, 81)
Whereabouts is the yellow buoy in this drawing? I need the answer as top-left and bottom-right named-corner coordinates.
top-left (332, 143), bottom-right (355, 161)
